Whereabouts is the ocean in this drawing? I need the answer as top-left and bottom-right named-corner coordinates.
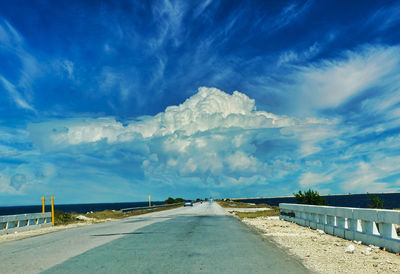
top-left (233, 192), bottom-right (400, 209)
top-left (0, 201), bottom-right (164, 216)
top-left (1, 192), bottom-right (399, 216)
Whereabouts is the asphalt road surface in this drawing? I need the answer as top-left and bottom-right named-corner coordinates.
top-left (0, 202), bottom-right (309, 273)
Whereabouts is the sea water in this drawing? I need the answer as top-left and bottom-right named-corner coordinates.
top-left (233, 193), bottom-right (400, 209)
top-left (0, 201), bottom-right (164, 216)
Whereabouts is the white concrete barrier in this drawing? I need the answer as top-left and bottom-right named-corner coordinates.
top-left (0, 212), bottom-right (52, 235)
top-left (279, 203), bottom-right (400, 253)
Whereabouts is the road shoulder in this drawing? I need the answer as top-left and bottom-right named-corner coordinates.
top-left (243, 217), bottom-right (400, 274)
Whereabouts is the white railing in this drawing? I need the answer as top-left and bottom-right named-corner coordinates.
top-left (0, 212), bottom-right (52, 235)
top-left (279, 203), bottom-right (400, 253)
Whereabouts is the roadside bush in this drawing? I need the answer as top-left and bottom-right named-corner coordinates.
top-left (294, 189), bottom-right (327, 205)
top-left (164, 197), bottom-right (185, 204)
top-left (54, 210), bottom-right (75, 225)
top-left (367, 193), bottom-right (384, 209)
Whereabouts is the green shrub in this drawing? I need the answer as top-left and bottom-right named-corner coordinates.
top-left (367, 193), bottom-right (384, 209)
top-left (54, 210), bottom-right (75, 225)
top-left (294, 189), bottom-right (327, 205)
top-left (164, 197), bottom-right (185, 204)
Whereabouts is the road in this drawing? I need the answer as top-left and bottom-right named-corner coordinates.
top-left (0, 202), bottom-right (309, 273)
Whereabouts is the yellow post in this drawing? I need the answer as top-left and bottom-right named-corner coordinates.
top-left (51, 196), bottom-right (55, 224)
top-left (149, 195), bottom-right (151, 207)
top-left (41, 196), bottom-right (45, 213)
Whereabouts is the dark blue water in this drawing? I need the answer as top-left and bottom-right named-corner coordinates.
top-left (0, 201), bottom-right (164, 216)
top-left (233, 193), bottom-right (400, 209)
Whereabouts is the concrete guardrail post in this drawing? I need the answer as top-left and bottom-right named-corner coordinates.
top-left (0, 212), bottom-right (53, 235)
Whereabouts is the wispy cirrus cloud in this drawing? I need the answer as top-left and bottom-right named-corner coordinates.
top-left (0, 19), bottom-right (38, 113)
top-left (0, 76), bottom-right (35, 112)
top-left (0, 19), bottom-right (22, 47)
top-left (255, 44), bottom-right (400, 117)
top-left (269, 0), bottom-right (312, 32)
top-left (150, 0), bottom-right (187, 49)
top-left (277, 42), bottom-right (321, 66)
top-left (297, 45), bottom-right (400, 109)
top-left (366, 3), bottom-right (400, 33)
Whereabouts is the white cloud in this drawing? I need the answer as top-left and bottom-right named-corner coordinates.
top-left (150, 0), bottom-right (187, 48)
top-left (277, 42), bottom-right (320, 66)
top-left (0, 19), bottom-right (22, 47)
top-left (0, 160), bottom-right (57, 194)
top-left (226, 151), bottom-right (263, 172)
top-left (264, 45), bottom-right (400, 116)
top-left (29, 87), bottom-right (315, 151)
top-left (193, 0), bottom-right (212, 18)
top-left (299, 172), bottom-right (333, 188)
top-left (62, 60), bottom-right (74, 79)
top-left (27, 87), bottom-right (330, 187)
top-left (367, 3), bottom-right (400, 32)
top-left (339, 161), bottom-right (397, 193)
top-left (0, 75), bottom-right (36, 112)
top-left (0, 173), bottom-right (15, 194)
top-left (269, 1), bottom-right (311, 33)
top-left (12, 83), bottom-right (400, 195)
top-left (278, 51), bottom-right (298, 66)
top-left (296, 45), bottom-right (400, 109)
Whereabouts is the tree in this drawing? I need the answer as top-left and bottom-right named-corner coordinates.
top-left (164, 197), bottom-right (176, 204)
top-left (367, 193), bottom-right (384, 209)
top-left (164, 197), bottom-right (185, 204)
top-left (294, 189), bottom-right (327, 205)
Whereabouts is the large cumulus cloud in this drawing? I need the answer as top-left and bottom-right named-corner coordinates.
top-left (28, 87), bottom-right (304, 148)
top-left (3, 86), bottom-right (399, 201)
top-left (27, 87), bottom-right (326, 190)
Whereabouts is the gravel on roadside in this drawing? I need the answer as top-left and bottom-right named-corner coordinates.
top-left (243, 217), bottom-right (400, 274)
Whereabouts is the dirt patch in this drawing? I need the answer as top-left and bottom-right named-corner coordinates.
top-left (221, 205), bottom-right (280, 219)
top-left (243, 217), bottom-right (400, 274)
top-left (0, 222), bottom-right (94, 244)
top-left (223, 207), bottom-right (271, 212)
top-left (216, 200), bottom-right (271, 208)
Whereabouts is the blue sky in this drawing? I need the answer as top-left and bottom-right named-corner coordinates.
top-left (1, 0), bottom-right (400, 205)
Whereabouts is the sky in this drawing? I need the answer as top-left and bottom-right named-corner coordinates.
top-left (1, 0), bottom-right (400, 205)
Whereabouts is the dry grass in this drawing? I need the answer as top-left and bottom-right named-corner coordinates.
top-left (216, 200), bottom-right (271, 208)
top-left (233, 207), bottom-right (280, 219)
top-left (216, 200), bottom-right (280, 219)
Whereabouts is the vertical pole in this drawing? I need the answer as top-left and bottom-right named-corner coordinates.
top-left (51, 196), bottom-right (55, 224)
top-left (149, 195), bottom-right (151, 207)
top-left (42, 196), bottom-right (45, 213)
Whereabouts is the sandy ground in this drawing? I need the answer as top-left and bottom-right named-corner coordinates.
top-left (224, 207), bottom-right (271, 212)
top-left (0, 221), bottom-right (107, 244)
top-left (243, 217), bottom-right (400, 274)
